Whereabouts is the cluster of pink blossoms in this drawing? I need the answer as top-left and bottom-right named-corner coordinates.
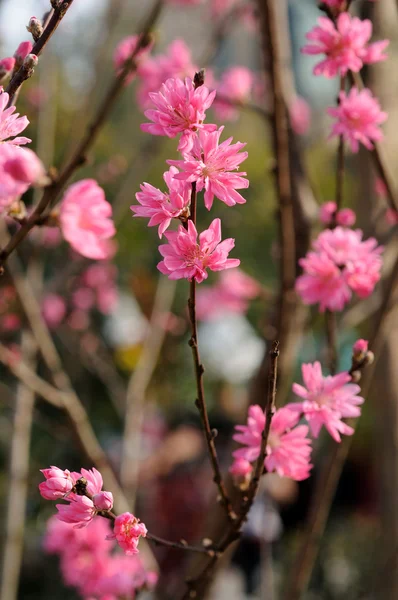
top-left (39, 467), bottom-right (147, 557)
top-left (131, 70), bottom-right (248, 283)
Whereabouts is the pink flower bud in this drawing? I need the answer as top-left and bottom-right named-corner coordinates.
top-left (336, 208), bottom-right (356, 227)
top-left (3, 148), bottom-right (45, 184)
top-left (27, 16), bottom-right (43, 42)
top-left (375, 177), bottom-right (387, 199)
top-left (0, 57), bottom-right (16, 81)
top-left (14, 41), bottom-right (33, 66)
top-left (42, 294), bottom-right (67, 328)
top-left (24, 54), bottom-right (39, 69)
top-left (319, 201), bottom-right (337, 225)
top-left (39, 466), bottom-right (75, 500)
top-left (353, 338), bottom-right (368, 358)
top-left (229, 458), bottom-right (253, 489)
top-left (93, 491), bottom-right (114, 511)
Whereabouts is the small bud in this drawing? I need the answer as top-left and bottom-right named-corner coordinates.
top-left (27, 16), bottom-right (43, 42)
top-left (14, 41), bottom-right (33, 67)
top-left (7, 200), bottom-right (27, 221)
top-left (336, 208), bottom-right (356, 227)
top-left (193, 69), bottom-right (205, 89)
top-left (352, 338), bottom-right (369, 363)
top-left (24, 54), bottom-right (39, 70)
top-left (93, 491), bottom-right (114, 511)
top-left (202, 538), bottom-right (213, 548)
top-left (211, 428), bottom-right (218, 439)
top-left (364, 350), bottom-right (374, 366)
top-left (350, 370), bottom-right (361, 383)
top-left (0, 57), bottom-right (15, 82)
top-left (229, 458), bottom-right (253, 490)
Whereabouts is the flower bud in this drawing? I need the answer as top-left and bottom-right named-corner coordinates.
top-left (39, 466), bottom-right (75, 500)
top-left (336, 208), bottom-right (356, 227)
top-left (93, 491), bottom-right (114, 511)
top-left (319, 201), bottom-right (337, 225)
top-left (352, 338), bottom-right (368, 361)
top-left (24, 54), bottom-right (39, 70)
top-left (0, 57), bottom-right (16, 82)
top-left (229, 458), bottom-right (252, 490)
top-left (14, 41), bottom-right (33, 67)
top-left (27, 16), bottom-right (43, 42)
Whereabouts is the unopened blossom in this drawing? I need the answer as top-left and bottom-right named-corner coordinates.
top-left (328, 88), bottom-right (387, 153)
top-left (319, 201), bottom-right (337, 225)
top-left (0, 90), bottom-right (30, 145)
top-left (142, 77), bottom-right (216, 152)
top-left (80, 467), bottom-right (104, 496)
top-left (336, 208), bottom-right (356, 227)
top-left (14, 41), bottom-right (33, 66)
top-left (158, 218), bottom-right (240, 283)
top-left (39, 467), bottom-right (76, 500)
top-left (113, 35), bottom-right (152, 85)
top-left (93, 491), bottom-right (114, 511)
top-left (0, 146), bottom-right (42, 213)
top-left (56, 495), bottom-right (96, 528)
top-left (213, 66), bottom-right (254, 121)
top-left (42, 293), bottom-right (67, 328)
top-left (169, 126), bottom-right (248, 210)
top-left (137, 39), bottom-right (198, 109)
top-left (132, 166), bottom-right (191, 237)
top-left (291, 361), bottom-right (364, 442)
top-left (296, 226), bottom-right (383, 311)
top-left (289, 96), bottom-right (311, 136)
top-left (233, 405), bottom-right (312, 481)
top-left (110, 512), bottom-right (147, 555)
top-left (302, 13), bottom-right (388, 78)
top-left (353, 338), bottom-right (368, 358)
top-left (59, 179), bottom-right (116, 260)
top-left (0, 57), bottom-right (15, 82)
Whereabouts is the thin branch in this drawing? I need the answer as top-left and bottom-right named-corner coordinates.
top-left (146, 533), bottom-right (219, 557)
top-left (0, 0), bottom-right (164, 268)
top-left (6, 1), bottom-right (75, 105)
top-left (325, 310), bottom-right (338, 375)
top-left (0, 333), bottom-right (36, 600)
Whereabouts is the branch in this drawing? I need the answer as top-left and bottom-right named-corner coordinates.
top-left (0, 0), bottom-right (164, 269)
top-left (6, 1), bottom-right (75, 105)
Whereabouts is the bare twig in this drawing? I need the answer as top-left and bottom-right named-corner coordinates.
top-left (0, 333), bottom-right (37, 600)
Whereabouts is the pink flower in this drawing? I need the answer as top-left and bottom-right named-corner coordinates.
top-left (328, 88), bottom-right (387, 153)
top-left (0, 90), bottom-right (30, 145)
top-left (336, 208), bottom-right (356, 227)
top-left (14, 41), bottom-right (33, 66)
top-left (80, 467), bottom-right (104, 495)
top-left (233, 405), bottom-right (313, 481)
top-left (296, 227), bottom-right (383, 311)
top-left (213, 66), bottom-right (254, 121)
top-left (93, 491), bottom-right (114, 511)
top-left (319, 201), bottom-right (337, 225)
top-left (158, 218), bottom-right (240, 283)
top-left (289, 96), bottom-right (311, 135)
top-left (291, 361), bottom-right (364, 442)
top-left (56, 495), bottom-right (96, 528)
top-left (39, 467), bottom-right (76, 500)
top-left (302, 13), bottom-right (388, 78)
top-left (59, 179), bottom-right (116, 260)
top-left (132, 166), bottom-right (191, 237)
top-left (321, 0), bottom-right (346, 10)
top-left (375, 177), bottom-right (387, 199)
top-left (110, 512), bottom-right (147, 555)
top-left (137, 39), bottom-right (198, 109)
top-left (141, 77), bottom-right (216, 152)
top-left (229, 457), bottom-right (253, 476)
top-left (196, 269), bottom-right (260, 320)
top-left (0, 145), bottom-right (44, 213)
top-left (353, 338), bottom-right (368, 357)
top-left (72, 287), bottom-right (96, 310)
top-left (169, 126), bottom-right (248, 210)
top-left (113, 35), bottom-right (152, 85)
top-left (0, 57), bottom-right (15, 81)
top-left (42, 293), bottom-right (67, 328)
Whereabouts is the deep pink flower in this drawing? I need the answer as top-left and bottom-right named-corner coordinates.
top-left (233, 405), bottom-right (312, 481)
top-left (93, 491), bottom-right (114, 511)
top-left (336, 207), bottom-right (356, 227)
top-left (59, 179), bottom-right (116, 260)
top-left (158, 218), bottom-right (240, 283)
top-left (302, 13), bottom-right (388, 78)
top-left (56, 495), bottom-right (96, 528)
top-left (213, 66), bottom-right (254, 121)
top-left (291, 361), bottom-right (364, 442)
top-left (0, 90), bottom-right (30, 145)
top-left (113, 35), bottom-right (152, 85)
top-left (137, 39), bottom-right (198, 109)
top-left (39, 467), bottom-right (76, 500)
top-left (289, 96), bottom-right (311, 135)
top-left (110, 512), bottom-right (147, 555)
top-left (328, 88), bottom-right (387, 152)
top-left (80, 467), bottom-right (104, 496)
top-left (169, 127), bottom-right (248, 210)
top-left (296, 226), bottom-right (383, 311)
top-left (42, 293), bottom-right (67, 328)
top-left (142, 77), bottom-right (216, 152)
top-left (132, 166), bottom-right (191, 237)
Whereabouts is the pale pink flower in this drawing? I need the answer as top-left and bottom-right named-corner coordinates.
top-left (39, 467), bottom-right (76, 500)
top-left (110, 512), bottom-right (147, 555)
top-left (289, 96), bottom-right (311, 135)
top-left (93, 491), bottom-right (114, 511)
top-left (72, 287), bottom-right (96, 311)
top-left (319, 201), bottom-right (337, 225)
top-left (158, 218), bottom-right (240, 283)
top-left (142, 77), bottom-right (216, 152)
top-left (97, 286), bottom-right (118, 314)
top-left (56, 495), bottom-right (96, 528)
top-left (196, 269), bottom-right (260, 320)
top-left (0, 145), bottom-right (44, 213)
top-left (132, 166), bottom-right (191, 237)
top-left (296, 226), bottom-right (383, 311)
top-left (169, 126), bottom-right (248, 210)
top-left (233, 405), bottom-right (313, 481)
top-left (137, 39), bottom-right (198, 109)
top-left (213, 66), bottom-right (254, 121)
top-left (291, 361), bottom-right (364, 442)
top-left (336, 207), bottom-right (356, 227)
top-left (0, 90), bottom-right (30, 145)
top-left (113, 35), bottom-right (152, 85)
top-left (14, 41), bottom-right (33, 66)
top-left (302, 13), bottom-right (389, 78)
top-left (42, 293), bottom-right (67, 328)
top-left (328, 88), bottom-right (387, 152)
top-left (59, 179), bottom-right (116, 260)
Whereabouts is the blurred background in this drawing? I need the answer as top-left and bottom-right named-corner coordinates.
top-left (0, 0), bottom-right (397, 599)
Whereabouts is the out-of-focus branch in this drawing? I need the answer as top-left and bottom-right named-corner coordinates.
top-left (0, 333), bottom-right (36, 600)
top-left (6, 1), bottom-right (75, 105)
top-left (0, 0), bottom-right (164, 268)
top-left (120, 276), bottom-right (176, 506)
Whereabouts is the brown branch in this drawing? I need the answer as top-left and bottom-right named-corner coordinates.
top-left (180, 341), bottom-right (280, 599)
top-left (6, 1), bottom-right (75, 105)
top-left (325, 310), bottom-right (338, 375)
top-left (146, 533), bottom-right (219, 557)
top-left (0, 0), bottom-right (164, 269)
